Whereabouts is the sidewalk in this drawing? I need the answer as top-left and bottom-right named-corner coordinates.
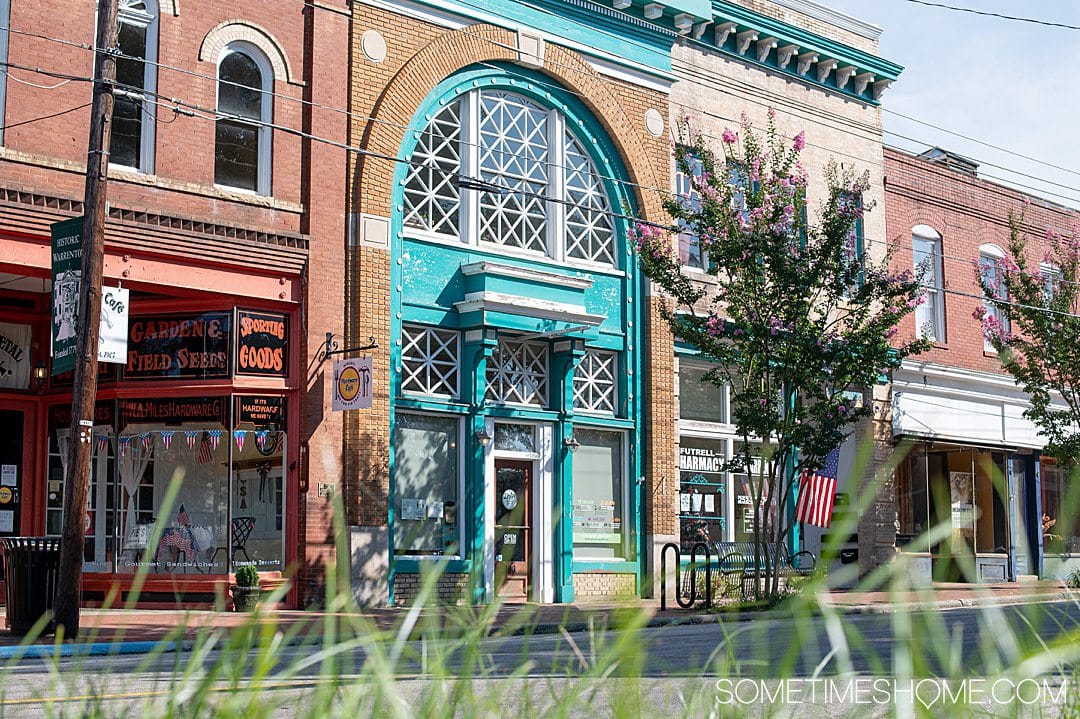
top-left (0, 581), bottom-right (1071, 651)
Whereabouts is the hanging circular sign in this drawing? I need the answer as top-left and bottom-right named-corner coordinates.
top-left (0, 487), bottom-right (11, 504)
top-left (337, 365), bottom-right (361, 402)
top-left (501, 489), bottom-right (518, 511)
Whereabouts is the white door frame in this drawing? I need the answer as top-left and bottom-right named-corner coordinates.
top-left (483, 419), bottom-right (554, 603)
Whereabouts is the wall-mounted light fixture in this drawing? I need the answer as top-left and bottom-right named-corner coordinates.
top-left (563, 435), bottom-right (580, 452)
top-left (32, 362), bottom-right (47, 393)
top-left (475, 428), bottom-right (492, 447)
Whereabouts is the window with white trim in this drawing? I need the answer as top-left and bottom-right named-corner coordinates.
top-left (573, 350), bottom-right (617, 414)
top-left (400, 325), bottom-right (460, 398)
top-left (215, 43), bottom-right (272, 194)
top-left (979, 243), bottom-right (1010, 351)
top-left (486, 338), bottom-right (548, 407)
top-left (111, 0), bottom-right (158, 172)
top-left (0, 0), bottom-right (11, 146)
top-left (402, 88), bottom-right (617, 267)
top-left (912, 226), bottom-right (945, 342)
top-left (1041, 262), bottom-right (1062, 304)
top-left (675, 148), bottom-right (705, 270)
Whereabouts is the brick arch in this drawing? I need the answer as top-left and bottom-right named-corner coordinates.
top-left (357, 24), bottom-right (665, 222)
top-left (198, 20), bottom-right (297, 84)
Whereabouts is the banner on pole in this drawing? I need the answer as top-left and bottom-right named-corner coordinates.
top-left (50, 216), bottom-right (84, 376)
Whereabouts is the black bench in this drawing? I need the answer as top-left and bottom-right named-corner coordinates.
top-left (679, 542), bottom-right (817, 601)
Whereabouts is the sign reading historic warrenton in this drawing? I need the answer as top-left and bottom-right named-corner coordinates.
top-left (50, 216), bottom-right (84, 376)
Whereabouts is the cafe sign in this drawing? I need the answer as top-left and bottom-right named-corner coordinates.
top-left (332, 357), bottom-right (372, 411)
top-left (235, 310), bottom-right (288, 377)
top-left (124, 312), bottom-right (232, 379)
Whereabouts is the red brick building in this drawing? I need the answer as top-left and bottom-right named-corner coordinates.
top-left (0, 0), bottom-right (350, 606)
top-left (885, 146), bottom-right (1079, 582)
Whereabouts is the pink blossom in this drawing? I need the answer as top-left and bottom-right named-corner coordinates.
top-left (792, 132), bottom-right (806, 152)
top-left (722, 128), bottom-right (738, 145)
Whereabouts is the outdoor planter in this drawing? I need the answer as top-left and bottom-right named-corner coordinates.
top-left (230, 584), bottom-right (262, 611)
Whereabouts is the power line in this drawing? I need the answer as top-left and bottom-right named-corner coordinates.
top-left (897, 0), bottom-right (1080, 31)
top-left (0, 102), bottom-right (92, 132)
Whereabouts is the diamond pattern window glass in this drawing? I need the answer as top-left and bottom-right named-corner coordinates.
top-left (403, 100), bottom-right (462, 236)
top-left (564, 132), bottom-right (615, 264)
top-left (486, 339), bottom-right (549, 407)
top-left (573, 350), bottom-right (617, 414)
top-left (401, 86), bottom-right (618, 266)
top-left (401, 325), bottom-right (460, 397)
top-left (478, 92), bottom-right (549, 253)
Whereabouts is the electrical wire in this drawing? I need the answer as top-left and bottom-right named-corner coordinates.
top-left (896, 0), bottom-right (1080, 31)
top-left (0, 102), bottom-right (91, 132)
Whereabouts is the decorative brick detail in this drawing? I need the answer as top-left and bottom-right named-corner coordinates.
top-left (572, 572), bottom-right (637, 598)
top-left (392, 573), bottom-right (471, 605)
top-left (197, 20), bottom-right (297, 83)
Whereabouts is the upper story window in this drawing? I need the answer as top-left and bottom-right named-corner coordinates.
top-left (912, 225), bottom-right (945, 343)
top-left (215, 43), bottom-right (272, 194)
top-left (400, 324), bottom-right (460, 398)
top-left (678, 359), bottom-right (729, 424)
top-left (486, 338), bottom-right (549, 407)
top-left (0, 0), bottom-right (10, 146)
top-left (573, 349), bottom-right (617, 415)
top-left (110, 0), bottom-right (158, 172)
top-left (674, 148), bottom-right (705, 270)
top-left (839, 191), bottom-right (864, 294)
top-left (1041, 262), bottom-right (1062, 304)
top-left (402, 88), bottom-right (617, 268)
top-left (979, 243), bottom-right (1010, 351)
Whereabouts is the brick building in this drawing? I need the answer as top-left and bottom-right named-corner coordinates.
top-left (885, 146), bottom-right (1080, 582)
top-left (664, 0), bottom-right (901, 586)
top-left (0, 0), bottom-right (350, 607)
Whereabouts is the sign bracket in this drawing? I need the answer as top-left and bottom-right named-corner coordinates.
top-left (320, 332), bottom-right (378, 361)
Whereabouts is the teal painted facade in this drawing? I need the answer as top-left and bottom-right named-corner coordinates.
top-left (387, 65), bottom-right (645, 604)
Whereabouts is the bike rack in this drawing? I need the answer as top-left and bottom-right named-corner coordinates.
top-left (660, 542), bottom-right (713, 611)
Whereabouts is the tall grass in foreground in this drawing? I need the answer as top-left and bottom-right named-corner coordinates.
top-left (0, 454), bottom-right (1077, 718)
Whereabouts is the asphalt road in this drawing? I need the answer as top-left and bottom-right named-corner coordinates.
top-left (0, 601), bottom-right (1076, 717)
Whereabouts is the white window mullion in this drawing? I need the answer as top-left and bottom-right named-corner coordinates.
top-left (548, 111), bottom-right (566, 262)
top-left (462, 90), bottom-right (480, 247)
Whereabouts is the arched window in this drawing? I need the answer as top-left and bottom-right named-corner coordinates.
top-left (215, 43), bottom-right (272, 194)
top-left (978, 243), bottom-right (1009, 351)
top-left (402, 87), bottom-right (618, 267)
top-left (110, 0), bottom-right (158, 171)
top-left (912, 225), bottom-right (945, 342)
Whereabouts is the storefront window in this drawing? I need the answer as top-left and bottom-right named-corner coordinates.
top-left (231, 410), bottom-right (286, 572)
top-left (679, 437), bottom-right (727, 548)
top-left (1041, 460), bottom-right (1079, 555)
top-left (678, 362), bottom-right (727, 423)
top-left (732, 443), bottom-right (768, 542)
top-left (393, 413), bottom-right (460, 556)
top-left (571, 428), bottom-right (625, 559)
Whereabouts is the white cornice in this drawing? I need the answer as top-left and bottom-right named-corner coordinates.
top-left (460, 260), bottom-right (594, 289)
top-left (768, 0), bottom-right (883, 42)
top-left (453, 291), bottom-right (607, 325)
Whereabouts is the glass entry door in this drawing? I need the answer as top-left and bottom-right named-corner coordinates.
top-left (494, 459), bottom-right (531, 600)
top-left (0, 409), bottom-right (25, 539)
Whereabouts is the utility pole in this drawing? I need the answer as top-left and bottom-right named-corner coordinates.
top-left (53, 0), bottom-right (119, 638)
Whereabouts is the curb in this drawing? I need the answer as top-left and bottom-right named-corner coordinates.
top-left (0, 639), bottom-right (184, 660)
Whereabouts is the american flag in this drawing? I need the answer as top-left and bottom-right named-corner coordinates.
top-left (198, 432), bottom-right (214, 464)
top-left (795, 448), bottom-right (840, 528)
top-left (177, 504), bottom-right (192, 527)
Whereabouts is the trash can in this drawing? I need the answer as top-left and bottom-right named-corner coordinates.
top-left (0, 537), bottom-right (61, 634)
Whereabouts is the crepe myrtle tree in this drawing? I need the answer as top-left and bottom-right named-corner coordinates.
top-left (975, 212), bottom-right (1080, 463)
top-left (633, 114), bottom-right (930, 596)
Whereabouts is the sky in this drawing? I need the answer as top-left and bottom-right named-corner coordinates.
top-left (819, 0), bottom-right (1080, 209)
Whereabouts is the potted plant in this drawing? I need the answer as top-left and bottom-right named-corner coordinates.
top-left (231, 565), bottom-right (262, 611)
